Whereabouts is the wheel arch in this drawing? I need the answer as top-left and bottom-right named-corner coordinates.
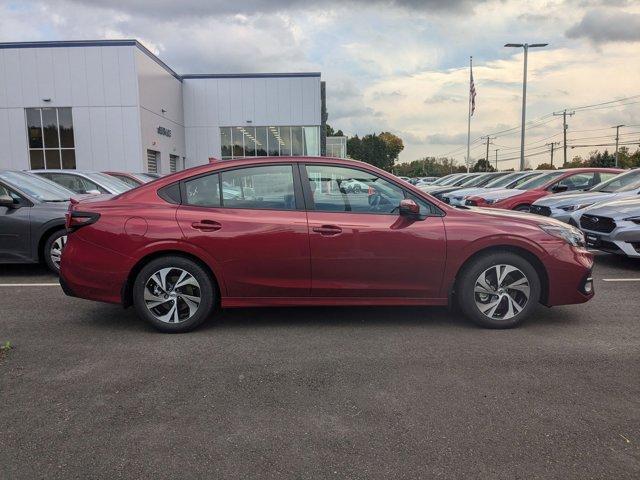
top-left (451, 245), bottom-right (549, 305)
top-left (121, 250), bottom-right (222, 308)
top-left (37, 221), bottom-right (66, 263)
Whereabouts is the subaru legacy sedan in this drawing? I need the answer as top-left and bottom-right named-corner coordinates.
top-left (60, 157), bottom-right (594, 333)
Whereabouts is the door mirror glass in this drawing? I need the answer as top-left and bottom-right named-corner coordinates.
top-left (399, 199), bottom-right (420, 217)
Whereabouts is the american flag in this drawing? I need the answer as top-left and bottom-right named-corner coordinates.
top-left (470, 66), bottom-right (477, 116)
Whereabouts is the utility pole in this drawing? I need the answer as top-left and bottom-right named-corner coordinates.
top-left (481, 135), bottom-right (494, 171)
top-left (495, 148), bottom-right (499, 171)
top-left (553, 109), bottom-right (574, 166)
top-left (546, 141), bottom-right (560, 168)
top-left (505, 42), bottom-right (548, 171)
top-left (613, 124), bottom-right (625, 167)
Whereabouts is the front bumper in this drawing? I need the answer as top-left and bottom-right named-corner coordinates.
top-left (543, 244), bottom-right (594, 306)
top-left (581, 222), bottom-right (640, 258)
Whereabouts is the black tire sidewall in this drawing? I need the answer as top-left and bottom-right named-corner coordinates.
top-left (458, 252), bottom-right (541, 328)
top-left (44, 229), bottom-right (66, 274)
top-left (133, 257), bottom-right (215, 333)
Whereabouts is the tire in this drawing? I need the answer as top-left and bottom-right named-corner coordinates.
top-left (133, 256), bottom-right (216, 333)
top-left (457, 252), bottom-right (541, 329)
top-left (514, 205), bottom-right (531, 213)
top-left (44, 229), bottom-right (67, 274)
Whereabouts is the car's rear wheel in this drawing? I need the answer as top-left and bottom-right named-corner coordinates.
top-left (457, 252), bottom-right (541, 328)
top-left (44, 229), bottom-right (67, 273)
top-left (133, 256), bottom-right (215, 333)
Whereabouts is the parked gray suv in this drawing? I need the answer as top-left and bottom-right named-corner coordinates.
top-left (578, 197), bottom-right (640, 258)
top-left (0, 170), bottom-right (75, 273)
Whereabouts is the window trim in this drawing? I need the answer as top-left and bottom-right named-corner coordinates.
top-left (179, 162), bottom-right (305, 212)
top-left (300, 163), bottom-right (443, 217)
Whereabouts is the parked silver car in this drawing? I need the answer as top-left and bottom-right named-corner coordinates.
top-left (30, 169), bottom-right (132, 195)
top-left (442, 171), bottom-right (542, 206)
top-left (578, 197), bottom-right (640, 258)
top-left (531, 169), bottom-right (639, 222)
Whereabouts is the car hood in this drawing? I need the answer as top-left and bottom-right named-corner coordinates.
top-left (533, 191), bottom-right (614, 207)
top-left (582, 197), bottom-right (640, 220)
top-left (471, 188), bottom-right (526, 201)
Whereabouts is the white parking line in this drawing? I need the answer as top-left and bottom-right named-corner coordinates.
top-left (0, 283), bottom-right (60, 287)
top-left (602, 278), bottom-right (640, 282)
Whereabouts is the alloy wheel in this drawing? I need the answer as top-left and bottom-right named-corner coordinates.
top-left (144, 267), bottom-right (202, 324)
top-left (473, 264), bottom-right (530, 320)
top-left (50, 235), bottom-right (67, 270)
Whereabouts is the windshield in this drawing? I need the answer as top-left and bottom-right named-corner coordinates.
top-left (511, 172), bottom-right (542, 188)
top-left (463, 174), bottom-right (496, 188)
top-left (518, 171), bottom-right (566, 190)
top-left (454, 174), bottom-right (482, 187)
top-left (136, 173), bottom-right (161, 183)
top-left (484, 173), bottom-right (520, 188)
top-left (0, 171), bottom-right (72, 202)
top-left (432, 175), bottom-right (459, 186)
top-left (592, 169), bottom-right (640, 193)
top-left (86, 172), bottom-right (132, 194)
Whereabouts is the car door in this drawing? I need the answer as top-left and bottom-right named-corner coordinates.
top-left (303, 164), bottom-right (447, 299)
top-left (0, 183), bottom-right (32, 262)
top-left (176, 163), bottom-right (311, 298)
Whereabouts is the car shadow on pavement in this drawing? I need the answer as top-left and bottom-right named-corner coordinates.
top-left (594, 252), bottom-right (640, 272)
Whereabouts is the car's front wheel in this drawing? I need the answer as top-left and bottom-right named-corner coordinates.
top-left (133, 256), bottom-right (216, 333)
top-left (44, 230), bottom-right (67, 273)
top-left (457, 252), bottom-right (541, 328)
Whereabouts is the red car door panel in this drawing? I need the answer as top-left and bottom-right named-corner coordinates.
top-left (307, 212), bottom-right (446, 298)
top-left (177, 206), bottom-right (310, 298)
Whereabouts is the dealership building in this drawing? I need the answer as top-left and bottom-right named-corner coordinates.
top-left (0, 40), bottom-right (325, 174)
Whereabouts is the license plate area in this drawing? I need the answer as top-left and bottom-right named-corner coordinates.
top-left (586, 234), bottom-right (600, 247)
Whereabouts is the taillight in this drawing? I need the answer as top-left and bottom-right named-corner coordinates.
top-left (66, 211), bottom-right (100, 232)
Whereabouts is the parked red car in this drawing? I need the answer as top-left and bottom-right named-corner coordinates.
top-left (465, 168), bottom-right (622, 211)
top-left (60, 157), bottom-right (594, 332)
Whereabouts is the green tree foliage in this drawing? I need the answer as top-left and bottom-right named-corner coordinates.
top-left (471, 158), bottom-right (496, 172)
top-left (346, 132), bottom-right (404, 171)
top-left (559, 148), bottom-right (640, 169)
top-left (536, 163), bottom-right (556, 170)
top-left (325, 123), bottom-right (344, 137)
top-left (394, 157), bottom-right (466, 177)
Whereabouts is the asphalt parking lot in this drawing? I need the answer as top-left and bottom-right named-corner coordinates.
top-left (1, 253), bottom-right (639, 479)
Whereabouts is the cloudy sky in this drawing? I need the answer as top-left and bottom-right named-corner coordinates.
top-left (1, 0), bottom-right (639, 168)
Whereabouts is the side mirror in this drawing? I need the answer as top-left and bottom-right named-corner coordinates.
top-left (0, 194), bottom-right (17, 209)
top-left (399, 199), bottom-right (421, 218)
top-left (551, 184), bottom-right (568, 193)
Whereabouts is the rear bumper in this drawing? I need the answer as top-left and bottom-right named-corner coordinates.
top-left (60, 235), bottom-right (131, 305)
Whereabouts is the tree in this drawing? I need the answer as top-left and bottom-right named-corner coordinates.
top-left (325, 123), bottom-right (344, 137)
top-left (536, 163), bottom-right (556, 170)
top-left (471, 158), bottom-right (495, 172)
top-left (379, 132), bottom-right (404, 163)
top-left (346, 132), bottom-right (404, 171)
top-left (393, 157), bottom-right (465, 177)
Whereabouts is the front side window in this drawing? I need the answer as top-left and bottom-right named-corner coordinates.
top-left (26, 107), bottom-right (75, 169)
top-left (305, 165), bottom-right (405, 214)
top-left (220, 126), bottom-right (320, 159)
top-left (556, 173), bottom-right (596, 191)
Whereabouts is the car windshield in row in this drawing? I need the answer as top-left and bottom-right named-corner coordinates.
top-left (518, 171), bottom-right (566, 190)
top-left (592, 169), bottom-right (640, 193)
top-left (0, 171), bottom-right (73, 202)
top-left (87, 173), bottom-right (132, 194)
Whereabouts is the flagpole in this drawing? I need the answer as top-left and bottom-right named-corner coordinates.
top-left (466, 56), bottom-right (472, 173)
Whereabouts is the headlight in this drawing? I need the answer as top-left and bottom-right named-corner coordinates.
top-left (539, 223), bottom-right (586, 247)
top-left (558, 203), bottom-right (594, 212)
top-left (623, 216), bottom-right (640, 225)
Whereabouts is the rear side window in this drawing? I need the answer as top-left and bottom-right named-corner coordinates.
top-left (158, 183), bottom-right (181, 204)
top-left (185, 173), bottom-right (221, 207)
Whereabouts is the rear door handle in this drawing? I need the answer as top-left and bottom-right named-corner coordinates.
top-left (191, 220), bottom-right (222, 232)
top-left (312, 225), bottom-right (342, 236)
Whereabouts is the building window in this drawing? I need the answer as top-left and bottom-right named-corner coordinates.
top-left (26, 107), bottom-right (75, 169)
top-left (169, 154), bottom-right (181, 173)
top-left (219, 126), bottom-right (320, 160)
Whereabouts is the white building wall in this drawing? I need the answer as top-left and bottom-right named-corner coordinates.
top-left (183, 75), bottom-right (321, 167)
top-left (0, 45), bottom-right (143, 171)
top-left (135, 49), bottom-right (185, 174)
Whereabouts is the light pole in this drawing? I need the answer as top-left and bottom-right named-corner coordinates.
top-left (505, 42), bottom-right (548, 171)
top-left (613, 124), bottom-right (625, 167)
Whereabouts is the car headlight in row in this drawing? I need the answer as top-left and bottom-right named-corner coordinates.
top-left (539, 223), bottom-right (586, 247)
top-left (558, 203), bottom-right (594, 212)
top-left (485, 199), bottom-right (499, 205)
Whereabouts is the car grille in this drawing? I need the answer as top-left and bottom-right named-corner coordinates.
top-left (580, 214), bottom-right (616, 233)
top-left (530, 205), bottom-right (551, 216)
top-left (465, 199), bottom-right (478, 206)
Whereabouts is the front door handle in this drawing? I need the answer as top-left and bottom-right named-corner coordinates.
top-left (191, 220), bottom-right (222, 232)
top-left (312, 225), bottom-right (342, 236)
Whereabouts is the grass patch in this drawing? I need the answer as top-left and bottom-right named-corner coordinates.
top-left (0, 341), bottom-right (12, 361)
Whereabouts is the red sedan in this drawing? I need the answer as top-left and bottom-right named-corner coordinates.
top-left (60, 157), bottom-right (594, 332)
top-left (465, 168), bottom-right (622, 211)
